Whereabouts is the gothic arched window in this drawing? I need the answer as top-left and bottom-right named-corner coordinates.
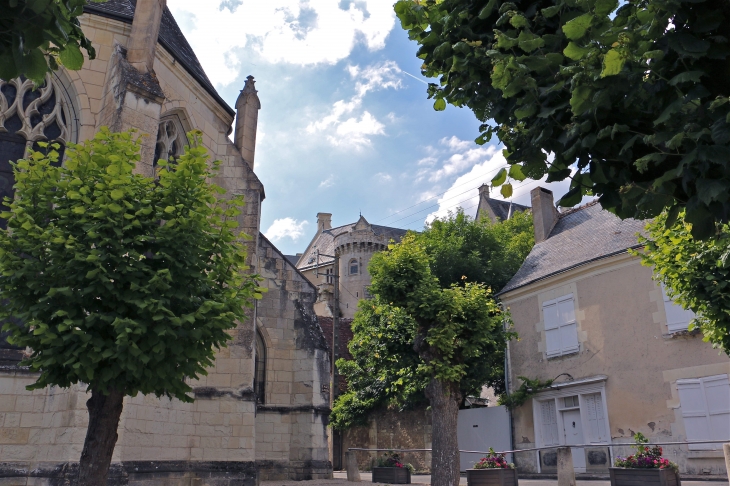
top-left (154, 114), bottom-right (188, 168)
top-left (349, 259), bottom-right (359, 275)
top-left (254, 329), bottom-right (266, 404)
top-left (0, 74), bottom-right (74, 229)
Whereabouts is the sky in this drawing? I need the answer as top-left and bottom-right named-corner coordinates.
top-left (167, 0), bottom-right (577, 256)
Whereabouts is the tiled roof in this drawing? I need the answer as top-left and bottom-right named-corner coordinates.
top-left (499, 201), bottom-right (647, 295)
top-left (84, 0), bottom-right (235, 117)
top-left (296, 223), bottom-right (408, 271)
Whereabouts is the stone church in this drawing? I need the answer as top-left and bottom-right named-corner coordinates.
top-left (0, 0), bottom-right (331, 483)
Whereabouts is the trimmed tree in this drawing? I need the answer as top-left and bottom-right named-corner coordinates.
top-left (637, 213), bottom-right (730, 355)
top-left (0, 129), bottom-right (262, 484)
top-left (394, 0), bottom-right (730, 238)
top-left (333, 211), bottom-right (530, 486)
top-left (0, 0), bottom-right (103, 83)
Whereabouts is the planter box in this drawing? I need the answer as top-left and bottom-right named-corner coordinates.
top-left (372, 467), bottom-right (411, 484)
top-left (466, 468), bottom-right (519, 486)
top-left (609, 467), bottom-right (681, 486)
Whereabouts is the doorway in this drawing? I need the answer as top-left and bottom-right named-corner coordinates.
top-left (562, 408), bottom-right (586, 472)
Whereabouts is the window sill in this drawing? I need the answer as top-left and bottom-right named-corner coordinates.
top-left (546, 350), bottom-right (580, 360)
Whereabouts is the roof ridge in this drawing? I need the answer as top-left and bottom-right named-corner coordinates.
top-left (558, 199), bottom-right (601, 218)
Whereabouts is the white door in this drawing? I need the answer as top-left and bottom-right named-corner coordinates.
top-left (562, 409), bottom-right (586, 472)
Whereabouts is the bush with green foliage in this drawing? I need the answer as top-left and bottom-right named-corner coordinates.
top-left (395, 0), bottom-right (730, 238)
top-left (0, 128), bottom-right (262, 484)
top-left (637, 212), bottom-right (730, 354)
top-left (0, 0), bottom-right (103, 83)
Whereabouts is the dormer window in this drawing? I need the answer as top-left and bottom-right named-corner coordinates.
top-left (349, 259), bottom-right (358, 275)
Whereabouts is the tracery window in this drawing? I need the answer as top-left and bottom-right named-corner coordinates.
top-left (254, 329), bottom-right (266, 404)
top-left (0, 74), bottom-right (74, 229)
top-left (154, 114), bottom-right (188, 167)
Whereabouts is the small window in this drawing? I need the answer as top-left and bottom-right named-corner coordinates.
top-left (662, 284), bottom-right (695, 333)
top-left (254, 329), bottom-right (266, 404)
top-left (349, 259), bottom-right (358, 275)
top-left (542, 294), bottom-right (579, 357)
top-left (154, 115), bottom-right (188, 168)
top-left (677, 374), bottom-right (730, 450)
top-left (563, 396), bottom-right (579, 408)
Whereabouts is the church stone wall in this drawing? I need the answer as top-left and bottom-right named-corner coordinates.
top-left (254, 235), bottom-right (331, 480)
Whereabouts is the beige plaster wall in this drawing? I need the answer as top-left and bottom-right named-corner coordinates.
top-left (502, 254), bottom-right (730, 475)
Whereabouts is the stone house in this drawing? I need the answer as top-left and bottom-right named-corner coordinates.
top-left (0, 0), bottom-right (331, 483)
top-left (498, 187), bottom-right (730, 477)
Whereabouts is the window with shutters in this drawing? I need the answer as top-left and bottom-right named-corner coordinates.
top-left (542, 294), bottom-right (580, 357)
top-left (661, 284), bottom-right (695, 333)
top-left (677, 374), bottom-right (730, 450)
top-left (540, 400), bottom-right (560, 446)
top-left (583, 393), bottom-right (608, 443)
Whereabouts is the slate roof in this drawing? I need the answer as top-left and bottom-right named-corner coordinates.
top-left (296, 223), bottom-right (408, 271)
top-left (486, 198), bottom-right (530, 221)
top-left (84, 0), bottom-right (235, 117)
top-left (284, 255), bottom-right (300, 266)
top-left (498, 201), bottom-right (647, 295)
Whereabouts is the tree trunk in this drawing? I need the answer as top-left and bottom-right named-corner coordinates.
top-left (77, 387), bottom-right (125, 485)
top-left (426, 377), bottom-right (461, 486)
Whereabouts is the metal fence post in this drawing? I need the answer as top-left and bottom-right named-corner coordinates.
top-left (557, 447), bottom-right (576, 486)
top-left (346, 451), bottom-right (361, 482)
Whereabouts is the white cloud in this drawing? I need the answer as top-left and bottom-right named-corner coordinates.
top-left (419, 136), bottom-right (498, 183)
top-left (374, 172), bottom-right (392, 182)
top-left (306, 61), bottom-right (402, 149)
top-left (167, 0), bottom-right (396, 86)
top-left (265, 218), bottom-right (309, 242)
top-left (319, 175), bottom-right (336, 188)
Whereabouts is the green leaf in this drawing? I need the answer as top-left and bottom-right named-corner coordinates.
top-left (514, 104), bottom-right (537, 119)
top-left (518, 31), bottom-right (544, 53)
top-left (478, 0), bottom-right (498, 19)
top-left (601, 49), bottom-right (626, 77)
top-left (563, 42), bottom-right (591, 60)
top-left (510, 14), bottom-right (528, 29)
top-left (500, 183), bottom-right (513, 198)
top-left (541, 6), bottom-right (560, 18)
top-left (58, 43), bottom-right (84, 70)
top-left (491, 168), bottom-right (507, 186)
top-left (594, 0), bottom-right (618, 16)
top-left (668, 71), bottom-right (705, 86)
top-left (508, 164), bottom-right (526, 181)
top-left (558, 186), bottom-right (582, 207)
top-left (110, 189), bottom-right (124, 200)
top-left (570, 86), bottom-right (593, 115)
top-left (562, 14), bottom-right (592, 40)
top-left (433, 98), bottom-right (446, 111)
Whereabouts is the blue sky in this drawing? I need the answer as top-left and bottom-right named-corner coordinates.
top-left (168, 0), bottom-right (574, 255)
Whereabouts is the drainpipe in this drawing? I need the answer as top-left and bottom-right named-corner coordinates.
top-left (501, 302), bottom-right (514, 460)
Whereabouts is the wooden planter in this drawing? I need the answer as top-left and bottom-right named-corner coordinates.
top-left (372, 467), bottom-right (411, 484)
top-left (609, 467), bottom-right (681, 486)
top-left (466, 468), bottom-right (519, 486)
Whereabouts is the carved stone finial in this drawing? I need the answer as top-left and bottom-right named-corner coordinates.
top-left (234, 75), bottom-right (261, 169)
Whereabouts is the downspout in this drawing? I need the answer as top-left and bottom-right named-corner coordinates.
top-left (501, 302), bottom-right (514, 460)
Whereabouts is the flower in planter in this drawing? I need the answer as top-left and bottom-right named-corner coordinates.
top-left (614, 433), bottom-right (678, 472)
top-left (473, 448), bottom-right (515, 469)
top-left (377, 451), bottom-right (415, 473)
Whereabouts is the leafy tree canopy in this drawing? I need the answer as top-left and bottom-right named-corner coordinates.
top-left (637, 213), bottom-right (730, 354)
top-left (395, 0), bottom-right (730, 239)
top-left (0, 128), bottom-right (262, 400)
top-left (0, 0), bottom-right (103, 83)
top-left (331, 211), bottom-right (531, 429)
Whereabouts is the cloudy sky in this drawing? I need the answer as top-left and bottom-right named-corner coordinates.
top-left (168, 0), bottom-right (576, 255)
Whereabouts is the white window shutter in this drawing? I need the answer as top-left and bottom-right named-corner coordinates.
top-left (702, 375), bottom-right (730, 449)
top-left (677, 379), bottom-right (711, 450)
top-left (584, 393), bottom-right (607, 443)
top-left (543, 300), bottom-right (561, 356)
top-left (662, 284), bottom-right (695, 332)
top-left (560, 323), bottom-right (580, 354)
top-left (540, 400), bottom-right (559, 446)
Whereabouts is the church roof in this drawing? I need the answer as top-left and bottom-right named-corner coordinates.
top-left (84, 0), bottom-right (235, 117)
top-left (498, 201), bottom-right (646, 295)
top-left (296, 220), bottom-right (408, 271)
top-left (482, 198), bottom-right (530, 221)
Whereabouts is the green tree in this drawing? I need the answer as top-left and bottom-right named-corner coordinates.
top-left (637, 213), bottom-right (730, 354)
top-left (333, 212), bottom-right (531, 486)
top-left (0, 0), bottom-right (102, 83)
top-left (395, 0), bottom-right (730, 238)
top-left (0, 129), bottom-right (262, 485)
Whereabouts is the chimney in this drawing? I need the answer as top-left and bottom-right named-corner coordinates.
top-left (531, 187), bottom-right (559, 243)
top-left (476, 183), bottom-right (492, 222)
top-left (234, 75), bottom-right (261, 169)
top-left (478, 183), bottom-right (490, 198)
top-left (317, 213), bottom-right (332, 232)
top-left (126, 0), bottom-right (167, 73)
